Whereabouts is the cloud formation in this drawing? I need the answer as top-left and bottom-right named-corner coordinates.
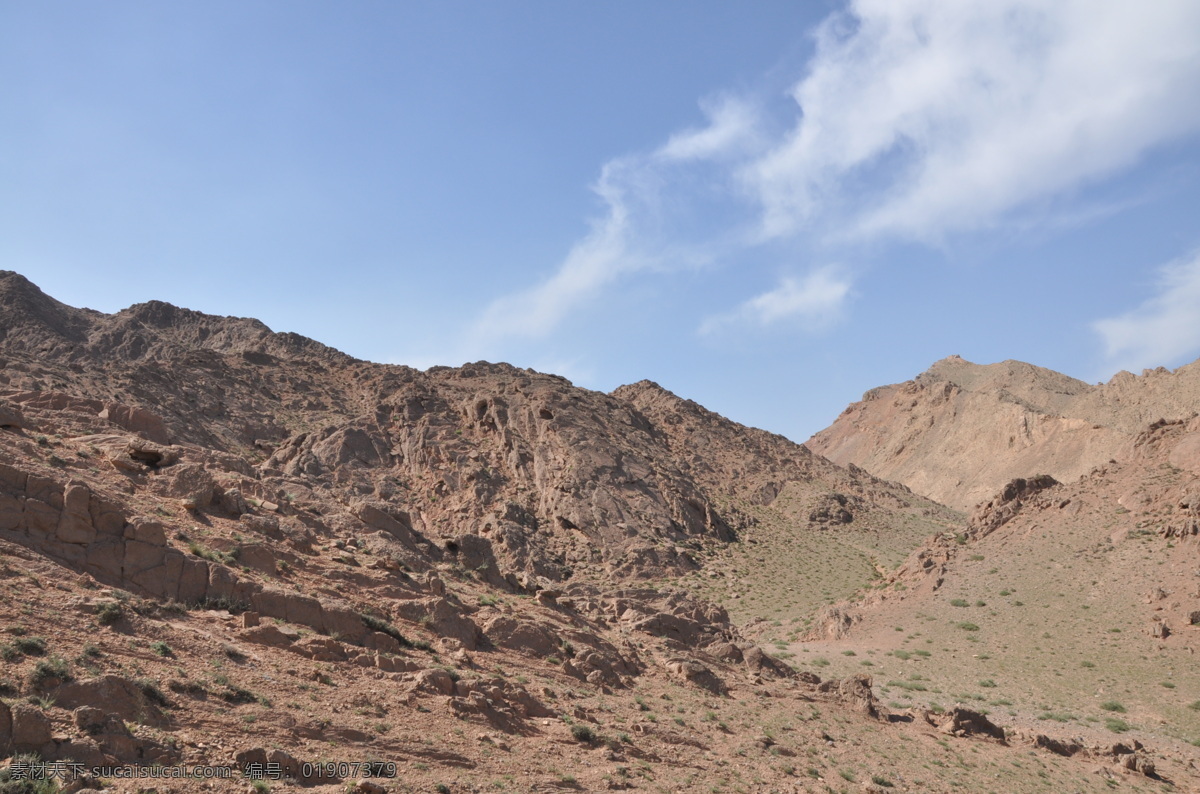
top-left (699, 267), bottom-right (852, 336)
top-left (1093, 251), bottom-right (1200, 374)
top-left (745, 0), bottom-right (1200, 241)
top-left (470, 0), bottom-right (1200, 348)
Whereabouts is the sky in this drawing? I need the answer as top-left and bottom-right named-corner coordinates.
top-left (4, 1), bottom-right (1200, 442)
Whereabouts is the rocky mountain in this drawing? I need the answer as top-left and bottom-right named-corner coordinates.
top-left (806, 354), bottom-right (1200, 511)
top-left (1, 271), bottom-right (1195, 792)
top-left (793, 416), bottom-right (1200, 776)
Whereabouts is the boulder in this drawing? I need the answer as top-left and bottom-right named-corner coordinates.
top-left (930, 707), bottom-right (1006, 741)
top-left (239, 624), bottom-right (300, 648)
top-left (395, 597), bottom-right (480, 650)
top-left (155, 463), bottom-right (215, 508)
top-left (483, 615), bottom-right (559, 657)
top-left (292, 636), bottom-right (347, 662)
top-left (819, 675), bottom-right (886, 721)
top-left (1033, 734), bottom-right (1084, 757)
top-left (54, 674), bottom-right (166, 726)
top-left (665, 659), bottom-right (725, 694)
top-left (0, 400), bottom-right (29, 429)
top-left (122, 517), bottom-right (167, 546)
top-left (10, 704), bottom-right (52, 752)
top-left (413, 668), bottom-right (456, 696)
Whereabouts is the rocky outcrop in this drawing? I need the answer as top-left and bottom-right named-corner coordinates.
top-left (818, 675), bottom-right (886, 721)
top-left (968, 475), bottom-right (1059, 537)
top-left (925, 707), bottom-right (1006, 741)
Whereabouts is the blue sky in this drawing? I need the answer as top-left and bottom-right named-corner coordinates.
top-left (4, 1), bottom-right (1200, 442)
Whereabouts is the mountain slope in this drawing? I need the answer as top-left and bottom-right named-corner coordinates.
top-left (806, 354), bottom-right (1200, 510)
top-left (792, 415), bottom-right (1200, 763)
top-left (14, 271), bottom-right (1153, 792)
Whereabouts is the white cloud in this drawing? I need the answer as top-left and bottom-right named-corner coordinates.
top-left (657, 96), bottom-right (759, 163)
top-left (469, 0), bottom-right (1200, 348)
top-left (699, 267), bottom-right (852, 336)
top-left (468, 158), bottom-right (642, 344)
top-left (468, 97), bottom-right (751, 347)
top-left (744, 0), bottom-right (1200, 241)
top-left (1093, 251), bottom-right (1200, 373)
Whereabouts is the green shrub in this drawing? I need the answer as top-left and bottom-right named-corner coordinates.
top-left (1105, 718), bottom-right (1131, 733)
top-left (1101, 701), bottom-right (1126, 713)
top-left (571, 724), bottom-right (596, 743)
top-left (30, 656), bottom-right (72, 687)
top-left (96, 601), bottom-right (124, 626)
top-left (138, 679), bottom-right (171, 708)
top-left (150, 641), bottom-right (173, 657)
top-left (361, 613), bottom-right (415, 648)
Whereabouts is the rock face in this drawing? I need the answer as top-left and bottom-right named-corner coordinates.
top-left (0, 269), bottom-right (933, 585)
top-left (807, 354), bottom-right (1200, 510)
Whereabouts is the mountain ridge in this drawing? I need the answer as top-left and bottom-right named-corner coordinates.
top-left (807, 353), bottom-right (1200, 510)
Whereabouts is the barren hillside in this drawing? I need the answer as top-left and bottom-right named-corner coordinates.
top-left (1, 272), bottom-right (1195, 792)
top-left (792, 416), bottom-right (1200, 776)
top-left (806, 354), bottom-right (1200, 511)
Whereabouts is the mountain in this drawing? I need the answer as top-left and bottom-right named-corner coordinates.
top-left (1, 272), bottom-right (1194, 791)
top-left (791, 416), bottom-right (1200, 773)
top-left (806, 354), bottom-right (1200, 511)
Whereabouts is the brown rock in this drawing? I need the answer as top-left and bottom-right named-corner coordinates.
top-left (10, 703), bottom-right (52, 751)
top-left (239, 624), bottom-right (300, 648)
top-left (122, 517), bottom-right (167, 546)
top-left (1033, 734), bottom-right (1084, 756)
top-left (932, 707), bottom-right (1006, 741)
top-left (0, 399), bottom-right (29, 429)
top-left (665, 658), bottom-right (726, 694)
top-left (292, 635), bottom-right (347, 661)
top-left (395, 597), bottom-right (480, 650)
top-left (413, 668), bottom-right (456, 695)
top-left (0, 700), bottom-right (11, 754)
top-left (54, 675), bottom-right (166, 726)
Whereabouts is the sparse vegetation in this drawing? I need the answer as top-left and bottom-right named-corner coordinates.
top-left (1105, 718), bottom-right (1132, 734)
top-left (96, 600), bottom-right (124, 625)
top-left (30, 656), bottom-right (72, 687)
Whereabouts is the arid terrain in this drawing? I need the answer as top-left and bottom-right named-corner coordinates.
top-left (0, 270), bottom-right (1197, 793)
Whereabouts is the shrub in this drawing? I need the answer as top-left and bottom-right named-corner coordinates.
top-left (570, 724), bottom-right (596, 743)
top-left (219, 684), bottom-right (259, 705)
top-left (150, 641), bottom-right (173, 657)
top-left (361, 613), bottom-right (414, 648)
top-left (1101, 701), bottom-right (1126, 713)
top-left (12, 637), bottom-right (47, 656)
top-left (138, 679), bottom-right (171, 708)
top-left (0, 753), bottom-right (61, 794)
top-left (1105, 718), bottom-right (1131, 734)
top-left (957, 622), bottom-right (980, 632)
top-left (30, 656), bottom-right (72, 687)
top-left (96, 601), bottom-right (124, 625)
top-left (950, 599), bottom-right (969, 608)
